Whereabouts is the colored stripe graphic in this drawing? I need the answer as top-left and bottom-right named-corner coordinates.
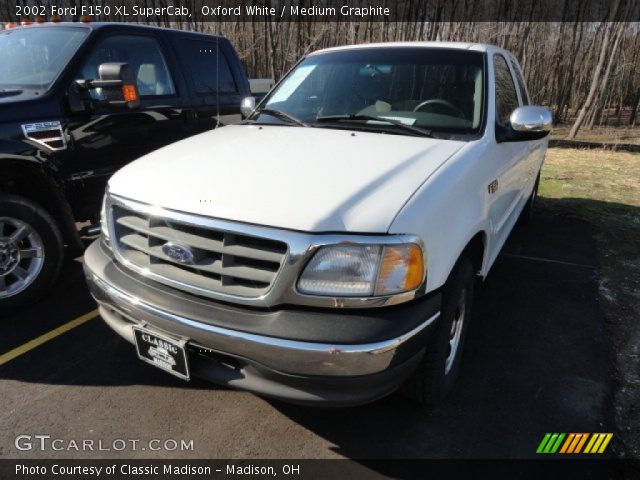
top-left (574, 433), bottom-right (589, 453)
top-left (597, 433), bottom-right (613, 453)
top-left (592, 433), bottom-right (606, 453)
top-left (559, 433), bottom-right (575, 453)
top-left (567, 433), bottom-right (582, 453)
top-left (536, 433), bottom-right (565, 453)
top-left (550, 433), bottom-right (565, 453)
top-left (538, 433), bottom-right (613, 454)
top-left (584, 433), bottom-right (613, 454)
top-left (536, 433), bottom-right (552, 453)
top-left (584, 434), bottom-right (599, 453)
top-left (543, 433), bottom-right (560, 453)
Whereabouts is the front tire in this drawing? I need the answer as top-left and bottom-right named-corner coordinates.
top-left (400, 257), bottom-right (475, 406)
top-left (0, 194), bottom-right (63, 314)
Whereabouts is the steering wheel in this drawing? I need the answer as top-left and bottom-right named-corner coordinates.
top-left (413, 99), bottom-right (465, 119)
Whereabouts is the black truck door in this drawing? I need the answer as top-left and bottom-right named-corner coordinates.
top-left (175, 37), bottom-right (245, 131)
top-left (63, 31), bottom-right (191, 216)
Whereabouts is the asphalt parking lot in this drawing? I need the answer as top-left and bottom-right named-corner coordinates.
top-left (0, 214), bottom-right (615, 460)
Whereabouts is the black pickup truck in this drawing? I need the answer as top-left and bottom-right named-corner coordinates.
top-left (0, 22), bottom-right (253, 311)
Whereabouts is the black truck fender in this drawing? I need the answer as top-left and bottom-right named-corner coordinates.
top-left (0, 156), bottom-right (83, 250)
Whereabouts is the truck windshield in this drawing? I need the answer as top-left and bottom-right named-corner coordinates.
top-left (0, 27), bottom-right (87, 92)
top-left (255, 47), bottom-right (485, 136)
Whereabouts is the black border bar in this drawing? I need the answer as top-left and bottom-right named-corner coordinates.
top-left (2, 459), bottom-right (639, 480)
top-left (2, 0), bottom-right (640, 23)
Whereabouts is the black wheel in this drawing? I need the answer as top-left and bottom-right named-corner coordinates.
top-left (400, 257), bottom-right (475, 406)
top-left (0, 194), bottom-right (63, 314)
top-left (518, 172), bottom-right (540, 226)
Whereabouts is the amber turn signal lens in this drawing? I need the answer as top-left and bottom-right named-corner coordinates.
top-left (122, 85), bottom-right (138, 102)
top-left (374, 244), bottom-right (424, 295)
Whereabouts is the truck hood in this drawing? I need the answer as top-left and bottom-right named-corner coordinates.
top-left (0, 89), bottom-right (43, 104)
top-left (108, 125), bottom-right (464, 233)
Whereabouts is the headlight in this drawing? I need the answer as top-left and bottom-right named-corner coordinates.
top-left (100, 193), bottom-right (109, 242)
top-left (297, 243), bottom-right (424, 297)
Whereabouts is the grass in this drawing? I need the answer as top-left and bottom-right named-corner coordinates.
top-left (539, 149), bottom-right (640, 225)
top-left (538, 148), bottom-right (640, 458)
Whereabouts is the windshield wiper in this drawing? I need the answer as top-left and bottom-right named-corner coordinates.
top-left (316, 114), bottom-right (433, 137)
top-left (254, 108), bottom-right (310, 127)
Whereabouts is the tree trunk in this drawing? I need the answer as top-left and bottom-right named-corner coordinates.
top-left (630, 89), bottom-right (640, 126)
top-left (587, 22), bottom-right (624, 129)
top-left (568, 0), bottom-right (621, 139)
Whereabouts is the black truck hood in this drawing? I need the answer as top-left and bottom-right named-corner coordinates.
top-left (0, 92), bottom-right (58, 123)
top-left (0, 89), bottom-right (45, 104)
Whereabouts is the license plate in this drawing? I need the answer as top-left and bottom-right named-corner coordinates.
top-left (133, 326), bottom-right (190, 380)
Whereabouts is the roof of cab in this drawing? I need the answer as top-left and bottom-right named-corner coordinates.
top-left (12, 22), bottom-right (225, 38)
top-left (311, 41), bottom-right (494, 55)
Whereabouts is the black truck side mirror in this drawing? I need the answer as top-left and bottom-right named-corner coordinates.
top-left (70, 62), bottom-right (140, 112)
top-left (96, 63), bottom-right (140, 109)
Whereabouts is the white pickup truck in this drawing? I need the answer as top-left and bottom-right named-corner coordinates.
top-left (84, 42), bottom-right (551, 406)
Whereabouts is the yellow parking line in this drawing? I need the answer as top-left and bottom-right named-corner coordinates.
top-left (0, 309), bottom-right (99, 367)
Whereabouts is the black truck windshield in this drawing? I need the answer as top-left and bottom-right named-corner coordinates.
top-left (256, 47), bottom-right (485, 135)
top-left (0, 27), bottom-right (87, 91)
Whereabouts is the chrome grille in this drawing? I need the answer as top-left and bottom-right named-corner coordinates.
top-left (111, 204), bottom-right (288, 298)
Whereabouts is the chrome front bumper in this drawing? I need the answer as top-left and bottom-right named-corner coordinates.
top-left (87, 271), bottom-right (439, 377)
top-left (83, 240), bottom-right (440, 384)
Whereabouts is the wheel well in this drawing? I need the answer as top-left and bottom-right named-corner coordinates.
top-left (0, 161), bottom-right (81, 249)
top-left (461, 231), bottom-right (486, 278)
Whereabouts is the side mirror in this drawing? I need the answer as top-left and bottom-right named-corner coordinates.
top-left (510, 106), bottom-right (552, 136)
top-left (73, 62), bottom-right (140, 111)
top-left (97, 63), bottom-right (140, 109)
top-left (240, 96), bottom-right (256, 118)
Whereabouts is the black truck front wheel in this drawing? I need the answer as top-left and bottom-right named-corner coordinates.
top-left (0, 194), bottom-right (63, 314)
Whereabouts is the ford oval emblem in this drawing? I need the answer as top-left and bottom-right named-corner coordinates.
top-left (161, 243), bottom-right (195, 264)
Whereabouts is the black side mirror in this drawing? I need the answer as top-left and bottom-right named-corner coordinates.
top-left (72, 62), bottom-right (140, 111)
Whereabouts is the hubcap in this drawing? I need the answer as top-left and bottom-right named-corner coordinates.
top-left (0, 217), bottom-right (44, 299)
top-left (444, 288), bottom-right (466, 375)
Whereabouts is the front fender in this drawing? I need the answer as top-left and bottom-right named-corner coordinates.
top-left (0, 155), bottom-right (81, 250)
top-left (389, 140), bottom-right (493, 292)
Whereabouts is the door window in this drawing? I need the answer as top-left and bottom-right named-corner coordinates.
top-left (509, 57), bottom-right (529, 106)
top-left (80, 34), bottom-right (175, 98)
top-left (493, 54), bottom-right (519, 127)
top-left (178, 39), bottom-right (238, 94)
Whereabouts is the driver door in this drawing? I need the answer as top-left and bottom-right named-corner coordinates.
top-left (486, 53), bottom-right (530, 263)
top-left (62, 32), bottom-right (189, 218)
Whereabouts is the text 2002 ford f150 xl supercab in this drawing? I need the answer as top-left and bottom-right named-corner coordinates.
top-left (84, 42), bottom-right (551, 406)
top-left (0, 23), bottom-right (253, 311)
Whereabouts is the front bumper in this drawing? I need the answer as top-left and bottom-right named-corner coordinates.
top-left (84, 240), bottom-right (441, 405)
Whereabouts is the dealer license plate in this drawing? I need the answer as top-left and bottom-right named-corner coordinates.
top-left (133, 326), bottom-right (190, 380)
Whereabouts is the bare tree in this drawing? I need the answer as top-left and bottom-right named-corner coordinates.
top-left (568, 0), bottom-right (622, 138)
